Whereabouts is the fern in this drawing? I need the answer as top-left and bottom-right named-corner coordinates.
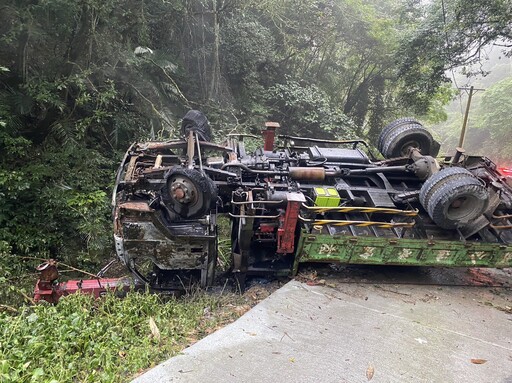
top-left (48, 120), bottom-right (77, 147)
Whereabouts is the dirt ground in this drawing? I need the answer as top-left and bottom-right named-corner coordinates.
top-left (99, 256), bottom-right (512, 316)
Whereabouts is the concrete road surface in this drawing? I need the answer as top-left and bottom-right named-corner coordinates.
top-left (132, 267), bottom-right (512, 383)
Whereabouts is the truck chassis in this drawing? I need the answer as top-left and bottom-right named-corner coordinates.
top-left (107, 111), bottom-right (512, 290)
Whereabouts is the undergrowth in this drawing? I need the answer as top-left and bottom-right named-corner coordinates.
top-left (0, 290), bottom-right (242, 383)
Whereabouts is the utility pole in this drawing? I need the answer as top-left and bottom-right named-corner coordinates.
top-left (458, 86), bottom-right (485, 148)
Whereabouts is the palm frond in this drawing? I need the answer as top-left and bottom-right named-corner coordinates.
top-left (48, 120), bottom-right (77, 147)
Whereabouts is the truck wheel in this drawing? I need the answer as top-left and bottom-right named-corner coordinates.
top-left (163, 167), bottom-right (217, 219)
top-left (377, 117), bottom-right (421, 154)
top-left (419, 167), bottom-right (475, 208)
top-left (380, 123), bottom-right (435, 158)
top-left (426, 176), bottom-right (489, 229)
top-left (181, 110), bottom-right (212, 142)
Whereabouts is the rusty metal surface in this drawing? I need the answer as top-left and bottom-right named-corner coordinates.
top-left (34, 277), bottom-right (135, 303)
top-left (119, 202), bottom-right (154, 212)
top-left (120, 218), bottom-right (212, 269)
top-left (288, 167), bottom-right (326, 181)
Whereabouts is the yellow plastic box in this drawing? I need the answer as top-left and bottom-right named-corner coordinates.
top-left (313, 187), bottom-right (341, 207)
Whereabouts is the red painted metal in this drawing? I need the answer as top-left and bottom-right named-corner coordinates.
top-left (34, 278), bottom-right (132, 304)
top-left (259, 223), bottom-right (275, 233)
top-left (277, 200), bottom-right (302, 254)
top-left (33, 260), bottom-right (133, 303)
top-left (262, 122), bottom-right (279, 151)
top-left (498, 167), bottom-right (512, 176)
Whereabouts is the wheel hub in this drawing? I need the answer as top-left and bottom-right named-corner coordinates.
top-left (400, 140), bottom-right (420, 156)
top-left (450, 198), bottom-right (465, 209)
top-left (170, 178), bottom-right (196, 203)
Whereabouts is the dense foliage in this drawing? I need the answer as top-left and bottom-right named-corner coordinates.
top-left (397, 0), bottom-right (512, 114)
top-left (0, 291), bottom-right (240, 382)
top-left (430, 68), bottom-right (512, 162)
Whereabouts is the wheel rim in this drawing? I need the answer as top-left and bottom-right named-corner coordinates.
top-left (163, 168), bottom-right (214, 218)
top-left (445, 194), bottom-right (485, 221)
top-left (169, 175), bottom-right (199, 206)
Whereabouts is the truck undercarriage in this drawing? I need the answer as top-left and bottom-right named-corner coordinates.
top-left (108, 111), bottom-right (512, 291)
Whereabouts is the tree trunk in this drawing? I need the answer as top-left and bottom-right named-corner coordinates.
top-left (17, 28), bottom-right (29, 82)
top-left (367, 75), bottom-right (385, 143)
top-left (209, 0), bottom-right (221, 100)
top-left (64, 5), bottom-right (93, 77)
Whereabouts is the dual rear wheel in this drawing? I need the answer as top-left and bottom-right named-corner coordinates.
top-left (379, 118), bottom-right (488, 230)
top-left (378, 118), bottom-right (440, 158)
top-left (419, 167), bottom-right (489, 229)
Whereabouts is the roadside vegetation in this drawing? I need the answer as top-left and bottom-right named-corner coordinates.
top-left (0, 289), bottom-right (261, 382)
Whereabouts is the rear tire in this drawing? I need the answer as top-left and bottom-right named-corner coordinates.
top-left (419, 167), bottom-right (475, 208)
top-left (163, 167), bottom-right (217, 219)
top-left (378, 117), bottom-right (421, 154)
top-left (380, 123), bottom-right (435, 158)
top-left (426, 176), bottom-right (489, 229)
top-left (181, 110), bottom-right (212, 142)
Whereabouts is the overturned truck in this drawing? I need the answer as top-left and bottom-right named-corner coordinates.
top-left (112, 111), bottom-right (512, 289)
